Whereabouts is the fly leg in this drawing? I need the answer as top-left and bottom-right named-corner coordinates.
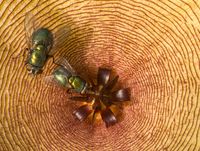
top-left (11, 48), bottom-right (29, 60)
top-left (67, 88), bottom-right (81, 94)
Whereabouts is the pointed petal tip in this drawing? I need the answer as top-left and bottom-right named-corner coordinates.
top-left (97, 67), bottom-right (111, 86)
top-left (104, 75), bottom-right (119, 91)
top-left (111, 88), bottom-right (131, 102)
top-left (101, 108), bottom-right (117, 128)
top-left (73, 105), bottom-right (92, 121)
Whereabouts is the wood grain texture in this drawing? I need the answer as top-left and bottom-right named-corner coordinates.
top-left (0, 0), bottom-right (200, 150)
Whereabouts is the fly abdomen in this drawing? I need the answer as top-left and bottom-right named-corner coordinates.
top-left (28, 45), bottom-right (47, 67)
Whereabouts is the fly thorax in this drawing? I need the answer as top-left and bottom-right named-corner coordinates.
top-left (69, 76), bottom-right (85, 93)
top-left (68, 76), bottom-right (75, 86)
top-left (32, 28), bottom-right (53, 49)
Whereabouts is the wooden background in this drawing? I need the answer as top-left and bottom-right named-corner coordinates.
top-left (0, 0), bottom-right (199, 150)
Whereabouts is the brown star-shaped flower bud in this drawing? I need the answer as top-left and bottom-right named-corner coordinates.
top-left (70, 68), bottom-right (130, 127)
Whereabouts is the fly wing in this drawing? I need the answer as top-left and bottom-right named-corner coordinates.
top-left (24, 12), bottom-right (36, 48)
top-left (43, 75), bottom-right (57, 86)
top-left (48, 26), bottom-right (69, 55)
top-left (56, 57), bottom-right (76, 75)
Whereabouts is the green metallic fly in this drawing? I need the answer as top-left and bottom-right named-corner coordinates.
top-left (45, 58), bottom-right (92, 94)
top-left (24, 12), bottom-right (63, 75)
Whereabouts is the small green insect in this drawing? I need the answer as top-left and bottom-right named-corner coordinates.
top-left (45, 58), bottom-right (91, 94)
top-left (24, 12), bottom-right (61, 75)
